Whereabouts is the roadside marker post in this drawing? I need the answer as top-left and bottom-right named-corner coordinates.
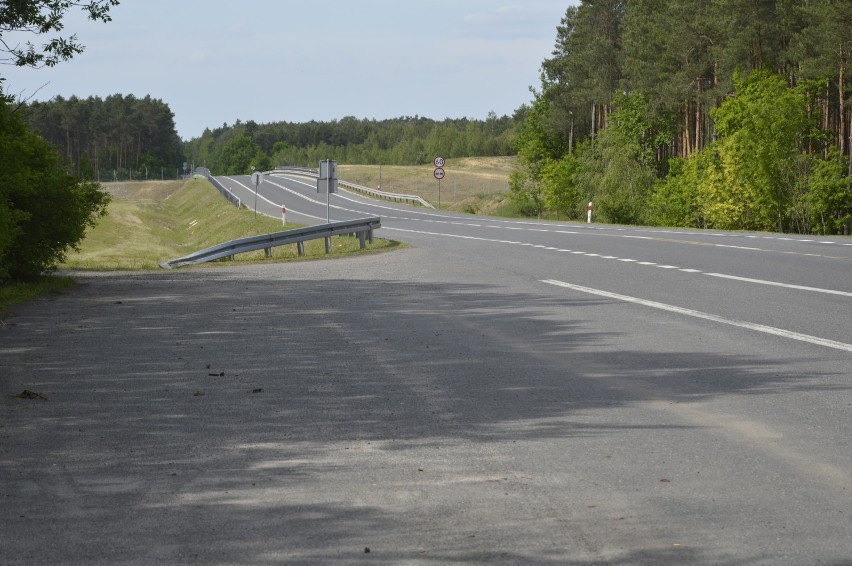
top-left (282, 206), bottom-right (286, 226)
top-left (587, 201), bottom-right (593, 223)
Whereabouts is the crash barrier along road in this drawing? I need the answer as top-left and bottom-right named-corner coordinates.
top-left (159, 217), bottom-right (381, 269)
top-left (273, 167), bottom-right (435, 209)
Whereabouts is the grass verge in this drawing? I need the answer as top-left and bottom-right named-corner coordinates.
top-left (61, 178), bottom-right (399, 271)
top-left (0, 275), bottom-right (77, 316)
top-left (1, 178), bottom-right (400, 315)
top-left (339, 156), bottom-right (516, 215)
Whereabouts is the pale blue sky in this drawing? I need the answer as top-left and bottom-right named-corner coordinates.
top-left (2, 1), bottom-right (578, 140)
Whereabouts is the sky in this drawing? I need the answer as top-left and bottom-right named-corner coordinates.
top-left (2, 1), bottom-right (578, 140)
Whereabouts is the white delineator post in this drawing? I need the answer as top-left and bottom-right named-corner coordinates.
top-left (282, 206), bottom-right (286, 226)
top-left (587, 201), bottom-right (593, 223)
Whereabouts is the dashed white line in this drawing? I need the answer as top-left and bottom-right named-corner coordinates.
top-left (373, 226), bottom-right (852, 300)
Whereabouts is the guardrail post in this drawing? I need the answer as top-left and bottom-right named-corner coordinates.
top-left (264, 248), bottom-right (271, 257)
top-left (297, 241), bottom-right (305, 256)
top-left (324, 236), bottom-right (332, 254)
top-left (367, 229), bottom-right (374, 244)
top-left (358, 231), bottom-right (366, 249)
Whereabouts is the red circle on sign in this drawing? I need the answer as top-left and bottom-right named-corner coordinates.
top-left (434, 167), bottom-right (445, 180)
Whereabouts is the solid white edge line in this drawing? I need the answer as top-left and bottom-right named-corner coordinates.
top-left (541, 279), bottom-right (852, 353)
top-left (706, 273), bottom-right (852, 298)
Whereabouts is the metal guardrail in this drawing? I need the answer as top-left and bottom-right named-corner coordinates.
top-left (198, 167), bottom-right (242, 208)
top-left (272, 167), bottom-right (435, 209)
top-left (159, 217), bottom-right (381, 269)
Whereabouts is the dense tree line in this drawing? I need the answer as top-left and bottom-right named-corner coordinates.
top-left (512, 0), bottom-right (852, 234)
top-left (21, 94), bottom-right (184, 180)
top-left (184, 113), bottom-right (519, 176)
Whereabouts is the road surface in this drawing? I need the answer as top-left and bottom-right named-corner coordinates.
top-left (1, 172), bottom-right (850, 564)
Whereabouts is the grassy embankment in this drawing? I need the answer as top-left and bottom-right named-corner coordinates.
top-left (3, 158), bottom-right (514, 312)
top-left (340, 156), bottom-right (516, 215)
top-left (61, 177), bottom-right (398, 270)
top-left (1, 178), bottom-right (398, 313)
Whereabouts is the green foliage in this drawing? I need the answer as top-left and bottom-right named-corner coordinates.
top-left (0, 95), bottom-right (110, 281)
top-left (512, 1), bottom-right (852, 234)
top-left (573, 93), bottom-right (659, 224)
top-left (706, 71), bottom-right (811, 231)
top-left (22, 94), bottom-right (183, 179)
top-left (541, 154), bottom-right (582, 219)
top-left (0, 0), bottom-right (119, 68)
top-left (214, 134), bottom-right (266, 175)
top-left (802, 149), bottom-right (852, 235)
top-left (508, 95), bottom-right (567, 217)
top-left (188, 114), bottom-right (519, 173)
top-left (646, 157), bottom-right (702, 227)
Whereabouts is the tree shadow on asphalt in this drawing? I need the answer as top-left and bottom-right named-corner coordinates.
top-left (1, 271), bottom-right (848, 564)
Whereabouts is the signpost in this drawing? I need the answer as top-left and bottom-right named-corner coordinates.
top-left (434, 156), bottom-right (445, 209)
top-left (317, 159), bottom-right (338, 223)
top-left (251, 168), bottom-right (264, 218)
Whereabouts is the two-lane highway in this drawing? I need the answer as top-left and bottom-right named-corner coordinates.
top-left (206, 171), bottom-right (852, 563)
top-left (2, 171), bottom-right (850, 563)
top-left (220, 171), bottom-right (851, 351)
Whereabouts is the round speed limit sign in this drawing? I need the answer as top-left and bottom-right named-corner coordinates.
top-left (434, 167), bottom-right (445, 180)
top-left (434, 156), bottom-right (445, 168)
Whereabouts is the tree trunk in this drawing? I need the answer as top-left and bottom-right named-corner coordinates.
top-left (823, 81), bottom-right (830, 158)
top-left (591, 103), bottom-right (597, 144)
top-left (695, 79), bottom-right (702, 152)
top-left (683, 99), bottom-right (692, 157)
top-left (838, 43), bottom-right (847, 155)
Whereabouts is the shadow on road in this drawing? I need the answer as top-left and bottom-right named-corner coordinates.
top-left (1, 268), bottom-right (846, 564)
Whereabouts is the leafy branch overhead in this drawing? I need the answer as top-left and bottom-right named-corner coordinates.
top-left (0, 0), bottom-right (119, 68)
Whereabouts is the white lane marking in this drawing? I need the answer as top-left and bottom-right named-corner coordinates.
top-left (274, 175), bottom-right (852, 250)
top-left (707, 273), bottom-right (852, 298)
top-left (714, 244), bottom-right (762, 251)
top-left (267, 176), bottom-right (852, 259)
top-left (541, 279), bottom-right (852, 353)
top-left (380, 227), bottom-right (851, 298)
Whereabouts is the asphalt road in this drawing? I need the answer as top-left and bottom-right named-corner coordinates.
top-left (1, 173), bottom-right (850, 565)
